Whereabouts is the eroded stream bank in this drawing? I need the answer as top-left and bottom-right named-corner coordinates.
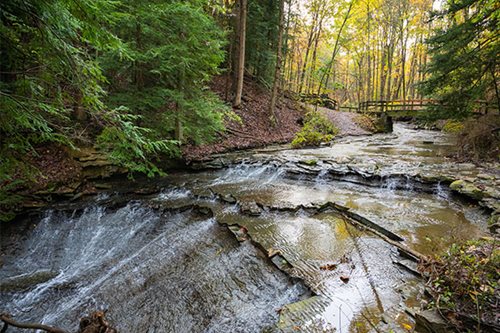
top-left (1, 123), bottom-right (497, 332)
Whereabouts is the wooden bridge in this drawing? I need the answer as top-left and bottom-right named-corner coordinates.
top-left (338, 99), bottom-right (498, 117)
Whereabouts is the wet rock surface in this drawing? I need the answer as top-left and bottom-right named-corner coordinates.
top-left (0, 204), bottom-right (309, 332)
top-left (414, 309), bottom-right (453, 333)
top-left (2, 123), bottom-right (497, 332)
top-left (0, 270), bottom-right (60, 292)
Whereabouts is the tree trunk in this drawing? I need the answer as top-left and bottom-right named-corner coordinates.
top-left (282, 0), bottom-right (293, 91)
top-left (366, 0), bottom-right (372, 102)
top-left (269, 0), bottom-right (285, 124)
top-left (306, 13), bottom-right (324, 94)
top-left (317, 0), bottom-right (354, 96)
top-left (233, 0), bottom-right (247, 108)
top-left (298, 9), bottom-right (319, 94)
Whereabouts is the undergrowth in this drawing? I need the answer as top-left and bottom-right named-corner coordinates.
top-left (456, 115), bottom-right (500, 161)
top-left (354, 114), bottom-right (377, 132)
top-left (291, 112), bottom-right (339, 148)
top-left (419, 238), bottom-right (499, 332)
top-left (442, 119), bottom-right (465, 133)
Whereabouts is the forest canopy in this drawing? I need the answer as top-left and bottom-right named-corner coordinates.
top-left (0, 0), bottom-right (498, 218)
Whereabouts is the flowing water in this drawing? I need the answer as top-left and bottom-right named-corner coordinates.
top-left (0, 123), bottom-right (491, 332)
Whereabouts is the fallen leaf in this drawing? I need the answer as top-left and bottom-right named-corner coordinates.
top-left (320, 264), bottom-right (337, 271)
top-left (340, 275), bottom-right (350, 283)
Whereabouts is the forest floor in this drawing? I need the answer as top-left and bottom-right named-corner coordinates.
top-left (317, 105), bottom-right (370, 137)
top-left (182, 75), bottom-right (370, 161)
top-left (182, 75), bottom-right (305, 161)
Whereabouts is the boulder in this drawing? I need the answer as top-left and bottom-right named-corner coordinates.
top-left (449, 179), bottom-right (487, 200)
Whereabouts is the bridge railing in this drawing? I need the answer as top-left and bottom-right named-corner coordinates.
top-left (340, 99), bottom-right (498, 115)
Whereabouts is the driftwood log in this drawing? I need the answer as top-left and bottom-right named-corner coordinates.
top-left (0, 311), bottom-right (117, 333)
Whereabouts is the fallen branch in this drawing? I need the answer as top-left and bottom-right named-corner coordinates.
top-left (317, 202), bottom-right (427, 262)
top-left (0, 311), bottom-right (117, 333)
top-left (0, 314), bottom-right (68, 333)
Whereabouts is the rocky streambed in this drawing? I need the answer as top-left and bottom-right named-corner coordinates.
top-left (1, 123), bottom-right (498, 332)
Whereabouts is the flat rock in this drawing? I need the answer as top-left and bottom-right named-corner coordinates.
top-left (449, 179), bottom-right (487, 200)
top-left (221, 193), bottom-right (237, 204)
top-left (414, 309), bottom-right (452, 333)
top-left (0, 269), bottom-right (59, 292)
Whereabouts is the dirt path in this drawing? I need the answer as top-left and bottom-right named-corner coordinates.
top-left (316, 106), bottom-right (370, 136)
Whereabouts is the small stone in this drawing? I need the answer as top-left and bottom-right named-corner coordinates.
top-left (267, 248), bottom-right (280, 258)
top-left (240, 201), bottom-right (262, 216)
top-left (477, 173), bottom-right (494, 180)
top-left (221, 193), bottom-right (237, 204)
top-left (319, 263), bottom-right (337, 271)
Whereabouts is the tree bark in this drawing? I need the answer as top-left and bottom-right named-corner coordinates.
top-left (269, 0), bottom-right (285, 124)
top-left (233, 0), bottom-right (247, 108)
top-left (298, 8), bottom-right (319, 94)
top-left (318, 0), bottom-right (354, 96)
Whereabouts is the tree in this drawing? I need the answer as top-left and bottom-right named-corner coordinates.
top-left (269, 0), bottom-right (285, 123)
top-left (233, 0), bottom-right (247, 108)
top-left (317, 0), bottom-right (355, 97)
top-left (421, 0), bottom-right (499, 116)
top-left (102, 0), bottom-right (228, 146)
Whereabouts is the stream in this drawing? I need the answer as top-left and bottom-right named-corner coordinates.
top-left (0, 123), bottom-right (493, 332)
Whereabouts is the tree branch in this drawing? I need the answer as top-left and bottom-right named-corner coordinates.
top-left (0, 314), bottom-right (68, 333)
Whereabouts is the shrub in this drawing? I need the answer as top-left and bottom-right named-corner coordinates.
top-left (456, 115), bottom-right (500, 161)
top-left (419, 239), bottom-right (499, 331)
top-left (354, 114), bottom-right (376, 132)
top-left (442, 120), bottom-right (465, 133)
top-left (291, 112), bottom-right (339, 148)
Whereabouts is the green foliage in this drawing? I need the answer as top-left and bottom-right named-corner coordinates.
top-left (0, 157), bottom-right (25, 222)
top-left (442, 120), bottom-right (465, 133)
top-left (291, 112), bottom-right (339, 148)
top-left (160, 91), bottom-right (230, 145)
top-left (246, 0), bottom-right (280, 85)
top-left (0, 0), bottom-right (230, 221)
top-left (0, 0), bottom-right (121, 220)
top-left (97, 110), bottom-right (179, 177)
top-left (421, 0), bottom-right (499, 117)
top-left (102, 0), bottom-right (227, 145)
top-left (0, 0), bottom-right (119, 152)
top-left (421, 239), bottom-right (499, 331)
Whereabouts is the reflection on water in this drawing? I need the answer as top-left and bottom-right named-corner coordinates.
top-left (0, 123), bottom-right (490, 332)
top-left (0, 205), bottom-right (308, 332)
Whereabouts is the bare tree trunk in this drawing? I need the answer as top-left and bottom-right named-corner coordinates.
top-left (379, 38), bottom-right (387, 102)
top-left (298, 8), bottom-right (319, 94)
top-left (401, 22), bottom-right (407, 103)
top-left (317, 0), bottom-right (354, 96)
top-left (233, 0), bottom-right (247, 108)
top-left (269, 0), bottom-right (285, 124)
top-left (386, 42), bottom-right (394, 101)
top-left (407, 45), bottom-right (417, 99)
top-left (306, 14), bottom-right (324, 94)
top-left (366, 0), bottom-right (372, 102)
top-left (282, 0), bottom-right (293, 91)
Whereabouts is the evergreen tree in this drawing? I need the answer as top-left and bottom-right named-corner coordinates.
top-left (101, 0), bottom-right (228, 145)
top-left (245, 0), bottom-right (281, 85)
top-left (421, 0), bottom-right (499, 117)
